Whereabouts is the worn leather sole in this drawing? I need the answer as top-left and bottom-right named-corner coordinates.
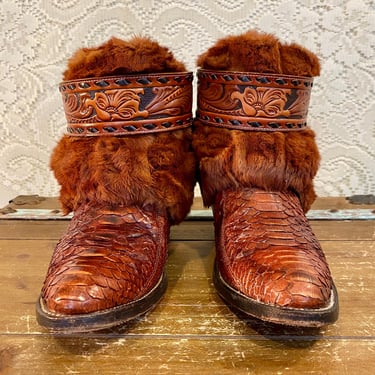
top-left (36, 272), bottom-right (167, 333)
top-left (214, 261), bottom-right (339, 327)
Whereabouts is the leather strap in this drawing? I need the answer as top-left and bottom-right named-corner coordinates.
top-left (60, 72), bottom-right (193, 136)
top-left (196, 69), bottom-right (314, 132)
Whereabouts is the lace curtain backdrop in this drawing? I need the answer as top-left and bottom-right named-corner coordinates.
top-left (0, 0), bottom-right (374, 207)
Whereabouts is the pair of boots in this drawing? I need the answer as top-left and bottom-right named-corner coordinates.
top-left (36, 30), bottom-right (338, 333)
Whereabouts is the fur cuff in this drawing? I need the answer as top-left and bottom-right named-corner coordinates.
top-left (51, 130), bottom-right (196, 224)
top-left (193, 126), bottom-right (319, 212)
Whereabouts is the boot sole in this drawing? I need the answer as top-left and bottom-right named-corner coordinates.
top-left (213, 262), bottom-right (339, 327)
top-left (36, 272), bottom-right (167, 333)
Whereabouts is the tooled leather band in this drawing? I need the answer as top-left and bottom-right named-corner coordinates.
top-left (196, 69), bottom-right (314, 132)
top-left (60, 72), bottom-right (193, 136)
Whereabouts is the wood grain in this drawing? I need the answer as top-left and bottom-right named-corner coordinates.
top-left (1, 336), bottom-right (374, 375)
top-left (0, 220), bottom-right (375, 241)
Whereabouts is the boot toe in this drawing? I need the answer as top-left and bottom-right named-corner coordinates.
top-left (227, 258), bottom-right (331, 310)
top-left (42, 281), bottom-right (115, 315)
top-left (214, 189), bottom-right (338, 326)
top-left (258, 274), bottom-right (331, 309)
top-left (37, 204), bottom-right (169, 331)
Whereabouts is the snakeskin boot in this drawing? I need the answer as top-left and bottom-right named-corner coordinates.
top-left (193, 30), bottom-right (339, 327)
top-left (36, 37), bottom-right (196, 332)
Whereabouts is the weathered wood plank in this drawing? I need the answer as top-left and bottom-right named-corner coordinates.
top-left (1, 336), bottom-right (374, 375)
top-left (3, 195), bottom-right (375, 211)
top-left (3, 207), bottom-right (375, 220)
top-left (0, 220), bottom-right (374, 241)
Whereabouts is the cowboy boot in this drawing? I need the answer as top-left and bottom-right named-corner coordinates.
top-left (193, 30), bottom-right (338, 327)
top-left (36, 37), bottom-right (196, 332)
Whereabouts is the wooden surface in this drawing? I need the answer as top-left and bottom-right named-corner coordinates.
top-left (0, 197), bottom-right (375, 374)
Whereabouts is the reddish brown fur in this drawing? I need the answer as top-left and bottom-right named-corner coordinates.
top-left (197, 30), bottom-right (320, 76)
top-left (52, 37), bottom-right (195, 224)
top-left (193, 30), bottom-right (321, 212)
top-left (63, 36), bottom-right (186, 80)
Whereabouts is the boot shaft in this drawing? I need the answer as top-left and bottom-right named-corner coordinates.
top-left (52, 37), bottom-right (196, 224)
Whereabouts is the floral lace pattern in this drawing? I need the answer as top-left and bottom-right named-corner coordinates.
top-left (0, 0), bottom-right (374, 205)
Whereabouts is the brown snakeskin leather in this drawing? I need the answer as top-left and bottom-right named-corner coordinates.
top-left (41, 203), bottom-right (169, 315)
top-left (214, 189), bottom-right (333, 308)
